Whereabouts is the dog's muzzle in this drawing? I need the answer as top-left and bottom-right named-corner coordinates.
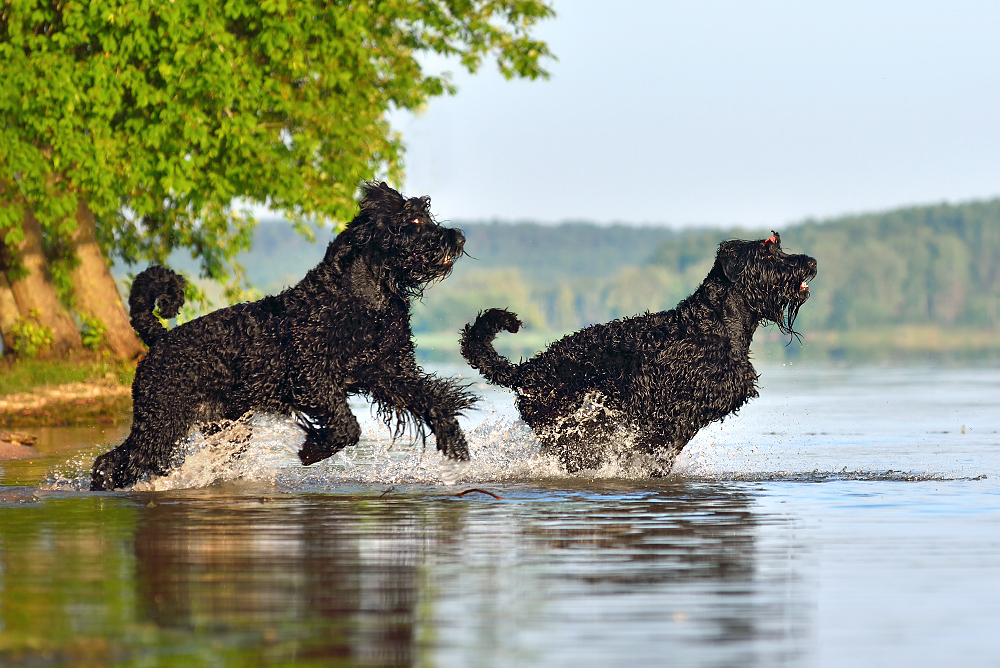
top-left (797, 257), bottom-right (818, 298)
top-left (443, 229), bottom-right (466, 265)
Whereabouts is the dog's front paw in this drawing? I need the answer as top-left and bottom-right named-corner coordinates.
top-left (91, 450), bottom-right (128, 491)
top-left (295, 415), bottom-right (361, 466)
top-left (298, 440), bottom-right (331, 466)
top-left (298, 425), bottom-right (334, 465)
top-left (90, 459), bottom-right (115, 491)
top-left (298, 445), bottom-right (326, 466)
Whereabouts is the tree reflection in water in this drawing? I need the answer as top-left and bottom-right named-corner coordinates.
top-left (134, 496), bottom-right (465, 666)
top-left (0, 484), bottom-right (805, 665)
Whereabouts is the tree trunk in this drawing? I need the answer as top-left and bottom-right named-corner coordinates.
top-left (0, 272), bottom-right (19, 353)
top-left (69, 199), bottom-right (146, 359)
top-left (7, 208), bottom-right (82, 356)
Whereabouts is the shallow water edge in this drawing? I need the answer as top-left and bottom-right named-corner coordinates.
top-left (1, 364), bottom-right (999, 667)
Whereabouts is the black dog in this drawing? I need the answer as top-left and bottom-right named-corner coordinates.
top-left (461, 233), bottom-right (817, 474)
top-left (92, 182), bottom-right (474, 490)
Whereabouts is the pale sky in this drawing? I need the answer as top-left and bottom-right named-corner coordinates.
top-left (391, 0), bottom-right (1000, 227)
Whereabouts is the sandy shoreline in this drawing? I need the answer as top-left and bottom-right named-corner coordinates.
top-left (0, 430), bottom-right (38, 460)
top-left (0, 441), bottom-right (38, 460)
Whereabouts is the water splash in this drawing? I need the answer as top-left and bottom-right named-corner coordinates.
top-left (45, 451), bottom-right (109, 492)
top-left (43, 411), bottom-right (561, 492)
top-left (43, 396), bottom-right (977, 491)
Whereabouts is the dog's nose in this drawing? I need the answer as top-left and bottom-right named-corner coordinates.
top-left (807, 257), bottom-right (817, 272)
top-left (453, 228), bottom-right (466, 250)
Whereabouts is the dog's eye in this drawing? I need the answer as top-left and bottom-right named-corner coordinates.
top-left (411, 218), bottom-right (423, 226)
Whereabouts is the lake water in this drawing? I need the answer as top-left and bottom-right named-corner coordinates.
top-left (1, 364), bottom-right (999, 667)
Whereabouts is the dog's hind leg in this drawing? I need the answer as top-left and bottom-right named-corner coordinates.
top-left (91, 412), bottom-right (192, 490)
top-left (294, 387), bottom-right (362, 466)
top-left (630, 427), bottom-right (684, 477)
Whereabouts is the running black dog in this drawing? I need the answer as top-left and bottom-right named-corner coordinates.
top-left (92, 182), bottom-right (474, 490)
top-left (461, 233), bottom-right (817, 474)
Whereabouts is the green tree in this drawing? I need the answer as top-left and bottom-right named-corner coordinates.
top-left (413, 266), bottom-right (547, 333)
top-left (0, 0), bottom-right (554, 358)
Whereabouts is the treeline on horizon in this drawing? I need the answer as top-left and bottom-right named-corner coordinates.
top-left (417, 199), bottom-right (1000, 337)
top-left (222, 198), bottom-right (1000, 356)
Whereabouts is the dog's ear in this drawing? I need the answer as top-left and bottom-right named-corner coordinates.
top-left (402, 195), bottom-right (432, 223)
top-left (359, 181), bottom-right (405, 216)
top-left (717, 241), bottom-right (746, 282)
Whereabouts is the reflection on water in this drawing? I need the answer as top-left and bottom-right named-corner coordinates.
top-left (134, 495), bottom-right (432, 665)
top-left (3, 365), bottom-right (1000, 666)
top-left (0, 483), bottom-right (804, 666)
top-left (0, 422), bottom-right (129, 488)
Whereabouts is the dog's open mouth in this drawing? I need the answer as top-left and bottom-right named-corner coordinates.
top-left (442, 250), bottom-right (463, 266)
top-left (790, 278), bottom-right (811, 303)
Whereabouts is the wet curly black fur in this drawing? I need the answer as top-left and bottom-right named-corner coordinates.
top-left (461, 233), bottom-right (817, 475)
top-left (91, 182), bottom-right (474, 491)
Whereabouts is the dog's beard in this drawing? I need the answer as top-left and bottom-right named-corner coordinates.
top-left (398, 249), bottom-right (461, 297)
top-left (743, 266), bottom-right (810, 339)
top-left (777, 300), bottom-right (802, 339)
top-left (775, 287), bottom-right (810, 339)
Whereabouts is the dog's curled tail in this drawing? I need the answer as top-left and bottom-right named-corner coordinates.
top-left (460, 308), bottom-right (524, 388)
top-left (128, 265), bottom-right (186, 347)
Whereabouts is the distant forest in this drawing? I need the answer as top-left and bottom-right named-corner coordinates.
top-left (163, 198), bottom-right (1000, 361)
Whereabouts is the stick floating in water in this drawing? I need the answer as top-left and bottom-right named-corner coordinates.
top-left (455, 488), bottom-right (504, 500)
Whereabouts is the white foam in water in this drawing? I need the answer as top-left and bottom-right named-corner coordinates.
top-left (45, 398), bottom-right (762, 492)
top-left (126, 408), bottom-right (704, 492)
top-left (93, 410), bottom-right (561, 491)
top-left (55, 366), bottom-right (966, 491)
top-left (131, 415), bottom-right (299, 491)
top-left (48, 407), bottom-right (944, 492)
top-left (672, 419), bottom-right (756, 476)
top-left (437, 458), bottom-right (470, 486)
top-left (46, 451), bottom-right (109, 491)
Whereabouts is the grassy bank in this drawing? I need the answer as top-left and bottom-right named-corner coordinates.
top-left (0, 357), bottom-right (135, 427)
top-left (0, 357), bottom-right (135, 395)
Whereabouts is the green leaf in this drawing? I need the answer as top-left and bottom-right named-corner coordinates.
top-left (1, 0), bottom-right (554, 305)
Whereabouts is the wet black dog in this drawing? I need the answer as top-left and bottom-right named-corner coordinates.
top-left (92, 182), bottom-right (474, 490)
top-left (461, 233), bottom-right (817, 474)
